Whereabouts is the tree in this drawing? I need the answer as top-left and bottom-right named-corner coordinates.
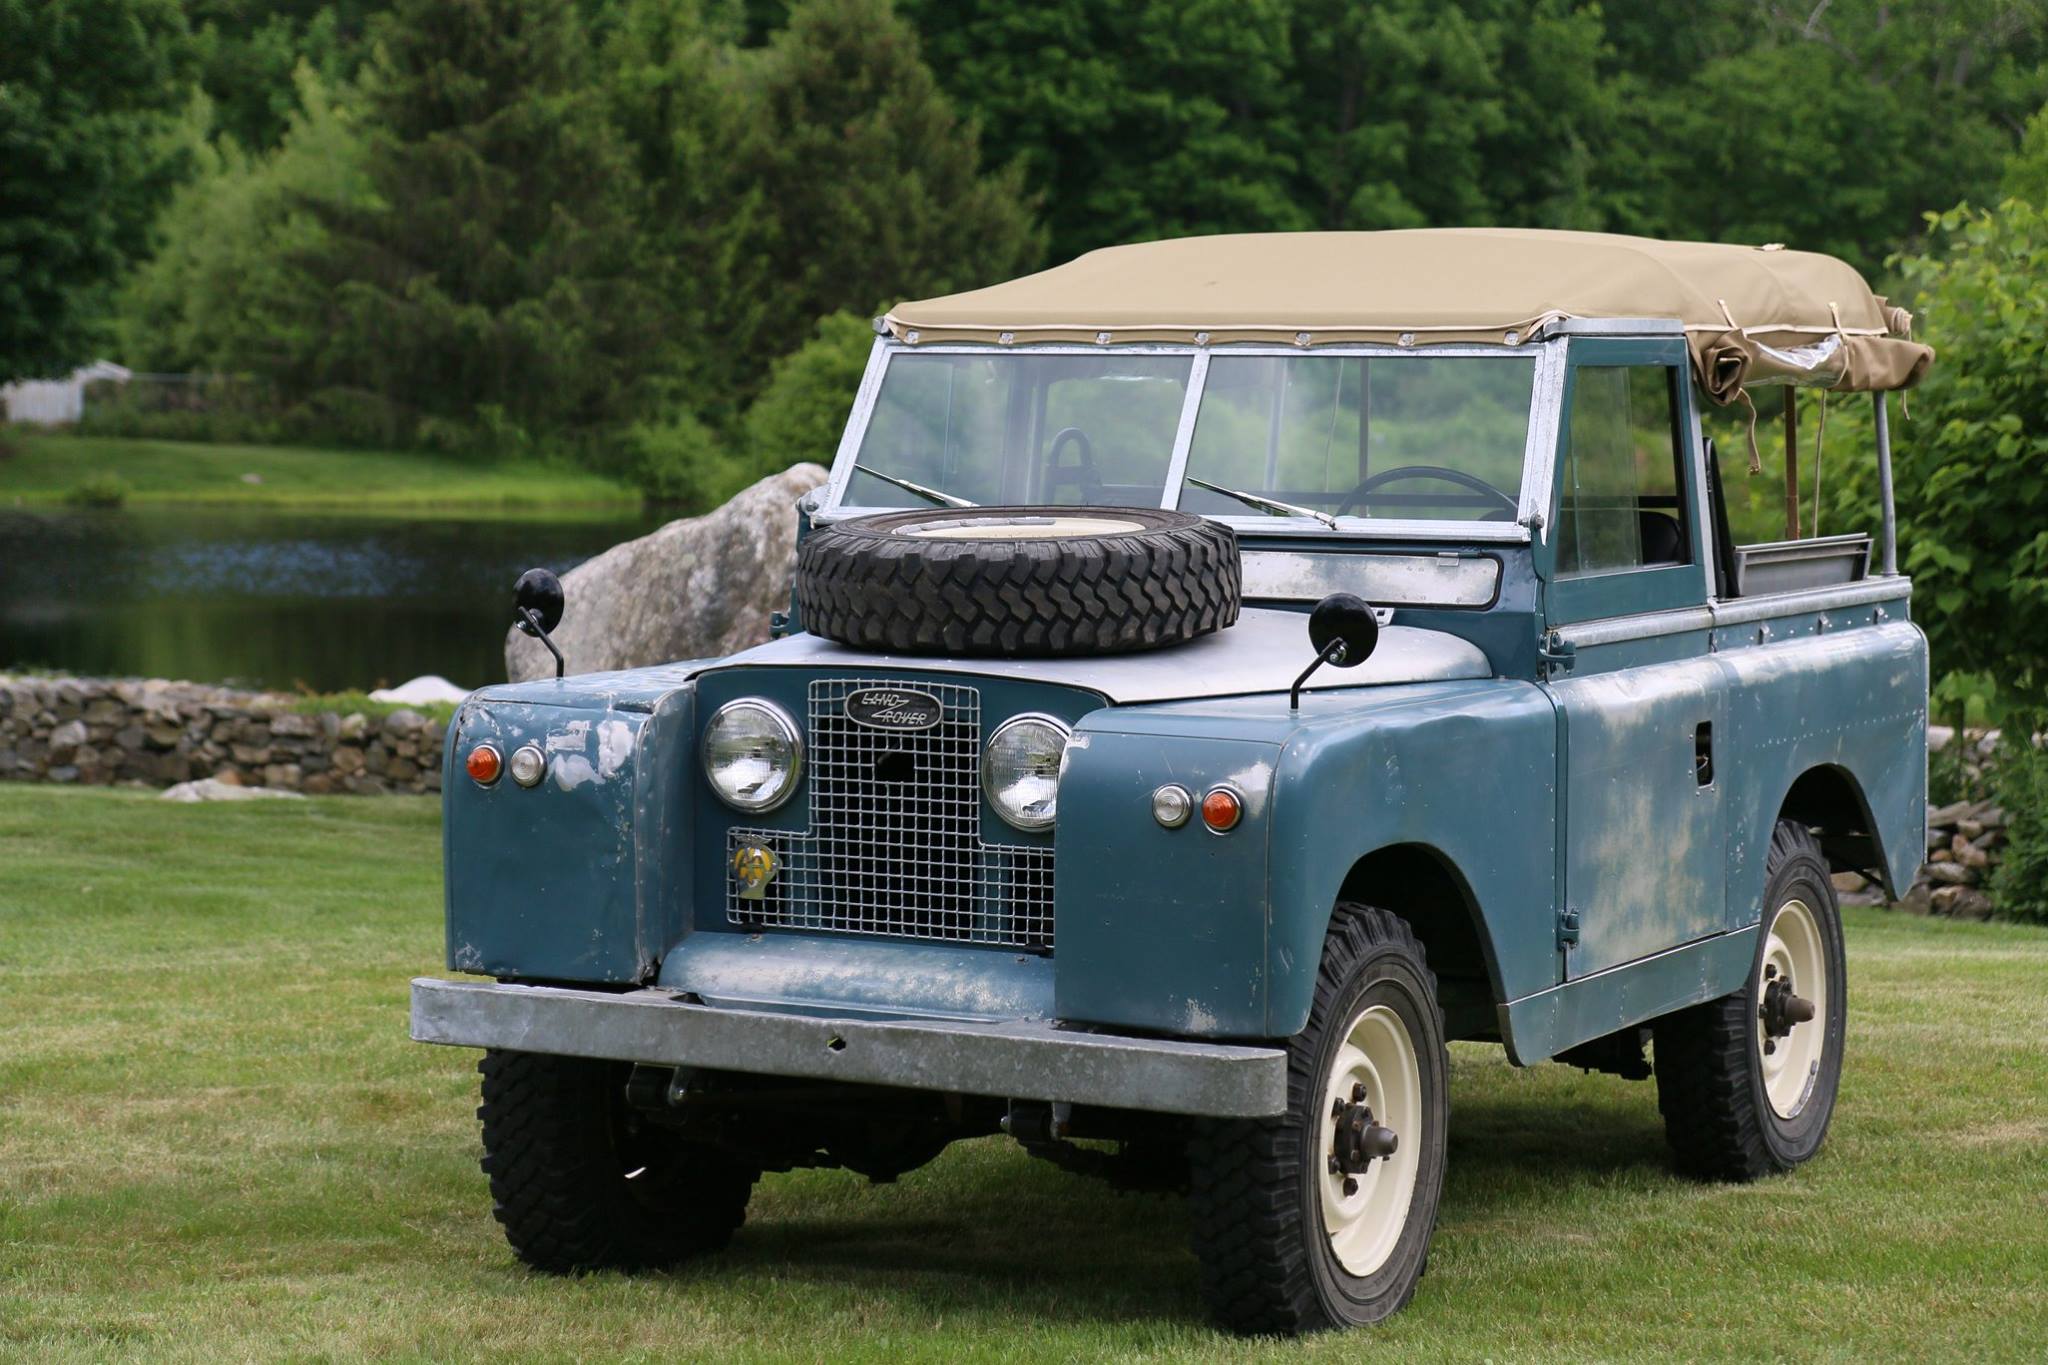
top-left (284, 0), bottom-right (668, 448)
top-left (709, 0), bottom-right (1043, 397)
top-left (0, 0), bottom-right (191, 380)
top-left (740, 310), bottom-right (873, 475)
top-left (904, 0), bottom-right (1305, 262)
top-left (118, 67), bottom-right (371, 377)
top-left (183, 1), bottom-right (388, 153)
top-left (1856, 201), bottom-right (2048, 720)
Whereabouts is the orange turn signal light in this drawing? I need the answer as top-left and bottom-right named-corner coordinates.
top-left (1201, 786), bottom-right (1243, 832)
top-left (466, 743), bottom-right (503, 786)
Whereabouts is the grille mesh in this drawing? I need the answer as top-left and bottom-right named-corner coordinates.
top-left (726, 679), bottom-right (1055, 950)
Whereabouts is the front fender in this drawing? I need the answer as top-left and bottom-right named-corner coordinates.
top-left (1053, 679), bottom-right (1557, 1040)
top-left (1265, 679), bottom-right (1557, 1036)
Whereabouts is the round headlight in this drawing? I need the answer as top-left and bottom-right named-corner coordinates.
top-left (981, 714), bottom-right (1071, 832)
top-left (702, 699), bottom-right (803, 813)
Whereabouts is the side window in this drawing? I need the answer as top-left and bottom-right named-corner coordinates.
top-left (1556, 365), bottom-right (1690, 577)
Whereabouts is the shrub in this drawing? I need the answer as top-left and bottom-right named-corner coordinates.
top-left (1990, 734), bottom-right (2048, 925)
top-left (623, 409), bottom-right (753, 509)
top-left (740, 311), bottom-right (874, 474)
top-left (64, 474), bottom-right (133, 509)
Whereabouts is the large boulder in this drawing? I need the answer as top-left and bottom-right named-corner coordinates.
top-left (505, 464), bottom-right (828, 682)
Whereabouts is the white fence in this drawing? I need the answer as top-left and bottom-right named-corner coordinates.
top-left (1, 361), bottom-right (131, 426)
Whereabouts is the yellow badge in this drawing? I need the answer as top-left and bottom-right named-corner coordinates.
top-left (732, 843), bottom-right (778, 901)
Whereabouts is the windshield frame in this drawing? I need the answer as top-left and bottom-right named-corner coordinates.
top-left (819, 337), bottom-right (1567, 543)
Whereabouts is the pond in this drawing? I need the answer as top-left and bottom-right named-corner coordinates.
top-left (0, 506), bottom-right (664, 693)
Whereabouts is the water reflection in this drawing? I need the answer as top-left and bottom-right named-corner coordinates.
top-left (0, 506), bottom-right (662, 692)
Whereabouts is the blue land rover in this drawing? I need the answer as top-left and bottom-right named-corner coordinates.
top-left (413, 229), bottom-right (1932, 1333)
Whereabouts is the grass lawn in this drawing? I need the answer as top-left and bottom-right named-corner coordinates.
top-left (0, 433), bottom-right (640, 512)
top-left (3, 788), bottom-right (2044, 1362)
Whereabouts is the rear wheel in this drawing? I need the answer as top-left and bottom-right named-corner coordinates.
top-left (1188, 905), bottom-right (1448, 1333)
top-left (477, 1050), bottom-right (759, 1272)
top-left (1653, 821), bottom-right (1846, 1180)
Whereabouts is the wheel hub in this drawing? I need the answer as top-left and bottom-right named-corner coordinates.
top-left (1327, 1082), bottom-right (1400, 1196)
top-left (1758, 963), bottom-right (1817, 1054)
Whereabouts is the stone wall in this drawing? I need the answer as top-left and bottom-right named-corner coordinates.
top-left (1847, 725), bottom-right (2011, 921)
top-left (0, 675), bottom-right (446, 795)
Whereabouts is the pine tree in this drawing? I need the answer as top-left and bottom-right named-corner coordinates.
top-left (709, 0), bottom-right (1043, 399)
top-left (287, 0), bottom-right (665, 446)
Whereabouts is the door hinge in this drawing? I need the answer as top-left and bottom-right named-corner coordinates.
top-left (1557, 906), bottom-right (1581, 951)
top-left (1539, 632), bottom-right (1577, 676)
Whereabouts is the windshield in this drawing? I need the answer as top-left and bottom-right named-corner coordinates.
top-left (846, 352), bottom-right (1192, 508)
top-left (837, 348), bottom-right (1536, 524)
top-left (1176, 355), bottom-right (1535, 523)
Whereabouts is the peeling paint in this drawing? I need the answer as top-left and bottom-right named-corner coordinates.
top-left (596, 719), bottom-right (634, 779)
top-left (545, 720), bottom-right (590, 753)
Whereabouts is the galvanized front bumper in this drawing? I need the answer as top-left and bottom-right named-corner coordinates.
top-left (411, 978), bottom-right (1288, 1117)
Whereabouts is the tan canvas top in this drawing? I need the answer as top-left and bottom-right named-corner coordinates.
top-left (883, 229), bottom-right (1933, 402)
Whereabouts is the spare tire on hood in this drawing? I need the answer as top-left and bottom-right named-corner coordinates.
top-left (793, 506), bottom-right (1241, 657)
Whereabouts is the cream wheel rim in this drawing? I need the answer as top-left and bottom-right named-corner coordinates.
top-left (1318, 1003), bottom-right (1422, 1278)
top-left (1758, 896), bottom-right (1828, 1119)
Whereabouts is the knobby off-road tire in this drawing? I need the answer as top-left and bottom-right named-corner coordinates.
top-left (1187, 905), bottom-right (1449, 1334)
top-left (1653, 821), bottom-right (1847, 1181)
top-left (477, 1049), bottom-right (759, 1273)
top-left (794, 506), bottom-right (1240, 657)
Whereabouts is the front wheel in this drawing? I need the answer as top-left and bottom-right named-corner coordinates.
top-left (1653, 820), bottom-right (1847, 1180)
top-left (477, 1049), bottom-right (759, 1273)
top-left (1188, 905), bottom-right (1448, 1334)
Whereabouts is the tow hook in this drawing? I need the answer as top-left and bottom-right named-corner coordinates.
top-left (1759, 964), bottom-right (1816, 1055)
top-left (1328, 1083), bottom-right (1399, 1196)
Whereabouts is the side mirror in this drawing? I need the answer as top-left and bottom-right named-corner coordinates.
top-left (1292, 592), bottom-right (1380, 708)
top-left (514, 568), bottom-right (567, 678)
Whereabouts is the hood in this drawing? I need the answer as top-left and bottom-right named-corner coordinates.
top-left (701, 607), bottom-right (1490, 704)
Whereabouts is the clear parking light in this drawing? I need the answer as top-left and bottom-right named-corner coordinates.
top-left (703, 699), bottom-right (803, 813)
top-left (508, 744), bottom-right (547, 788)
top-left (1152, 784), bottom-right (1193, 829)
top-left (465, 743), bottom-right (502, 786)
top-left (982, 714), bottom-right (1071, 832)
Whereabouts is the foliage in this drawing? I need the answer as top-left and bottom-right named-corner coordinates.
top-left (117, 66), bottom-right (371, 381)
top-left (1991, 734), bottom-right (2048, 923)
top-left (909, 0), bottom-right (2048, 276)
top-left (660, 0), bottom-right (1042, 406)
top-left (184, 0), bottom-right (383, 150)
top-left (1849, 201), bottom-right (2048, 722)
top-left (0, 0), bottom-right (193, 381)
top-left (620, 407), bottom-right (750, 507)
top-left (286, 0), bottom-right (668, 448)
top-left (61, 472), bottom-right (132, 509)
top-left (740, 312), bottom-right (874, 478)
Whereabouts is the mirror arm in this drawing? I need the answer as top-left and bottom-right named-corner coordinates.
top-left (519, 606), bottom-right (566, 680)
top-left (1289, 639), bottom-right (1348, 710)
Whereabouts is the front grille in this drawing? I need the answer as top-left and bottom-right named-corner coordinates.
top-left (726, 678), bottom-right (1055, 950)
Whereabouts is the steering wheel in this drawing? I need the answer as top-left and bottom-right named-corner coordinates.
top-left (1043, 426), bottom-right (1104, 502)
top-left (1335, 464), bottom-right (1518, 520)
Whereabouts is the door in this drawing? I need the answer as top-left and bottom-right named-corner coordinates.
top-left (1542, 339), bottom-right (1727, 979)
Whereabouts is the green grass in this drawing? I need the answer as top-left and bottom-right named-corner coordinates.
top-left (3, 788), bottom-right (2044, 1362)
top-left (0, 432), bottom-right (640, 512)
top-left (283, 691), bottom-right (460, 728)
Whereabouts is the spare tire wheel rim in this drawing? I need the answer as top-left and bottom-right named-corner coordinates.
top-left (894, 514), bottom-right (1150, 540)
top-left (1758, 896), bottom-right (1828, 1119)
top-left (1320, 1002), bottom-right (1422, 1278)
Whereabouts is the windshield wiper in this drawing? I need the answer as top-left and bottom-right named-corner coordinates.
top-left (852, 463), bottom-right (977, 509)
top-left (1185, 476), bottom-right (1340, 529)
